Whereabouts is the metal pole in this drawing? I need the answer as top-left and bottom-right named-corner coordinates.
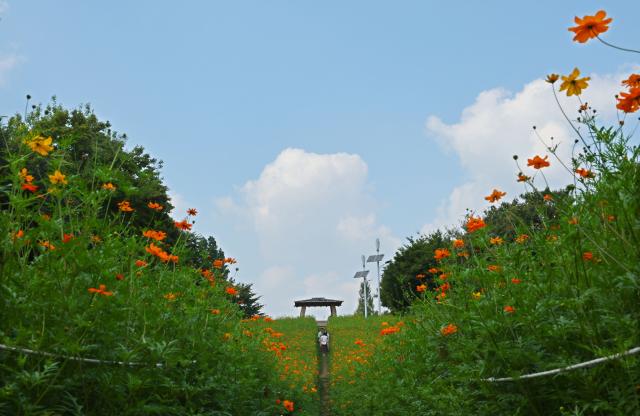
top-left (362, 255), bottom-right (368, 318)
top-left (363, 276), bottom-right (368, 318)
top-left (376, 238), bottom-right (381, 314)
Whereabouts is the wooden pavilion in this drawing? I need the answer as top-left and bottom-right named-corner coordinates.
top-left (294, 297), bottom-right (343, 318)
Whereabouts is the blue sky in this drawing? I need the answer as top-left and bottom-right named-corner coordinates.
top-left (2, 1), bottom-right (638, 317)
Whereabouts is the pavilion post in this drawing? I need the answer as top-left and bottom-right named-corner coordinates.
top-left (300, 306), bottom-right (306, 317)
top-left (330, 305), bottom-right (337, 316)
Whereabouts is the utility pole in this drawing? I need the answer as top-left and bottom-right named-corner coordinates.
top-left (367, 238), bottom-right (384, 314)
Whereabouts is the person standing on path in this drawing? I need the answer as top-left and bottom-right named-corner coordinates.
top-left (319, 331), bottom-right (329, 354)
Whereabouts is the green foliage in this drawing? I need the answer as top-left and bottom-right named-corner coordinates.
top-left (0, 103), bottom-right (291, 414)
top-left (354, 280), bottom-right (374, 316)
top-left (380, 230), bottom-right (448, 313)
top-left (327, 101), bottom-right (640, 414)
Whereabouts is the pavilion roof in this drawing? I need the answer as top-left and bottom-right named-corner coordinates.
top-left (294, 297), bottom-right (343, 307)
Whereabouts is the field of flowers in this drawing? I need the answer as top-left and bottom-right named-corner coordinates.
top-left (1, 8), bottom-right (639, 416)
top-left (0, 106), bottom-right (321, 414)
top-left (324, 10), bottom-right (640, 416)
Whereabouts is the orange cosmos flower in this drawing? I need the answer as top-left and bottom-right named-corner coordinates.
top-left (88, 284), bottom-right (113, 296)
top-left (101, 182), bottom-right (116, 191)
top-left (489, 236), bottom-right (503, 245)
top-left (545, 74), bottom-right (559, 84)
top-left (115, 273), bottom-right (125, 281)
top-left (212, 259), bottom-right (224, 269)
top-left (147, 202), bottom-right (163, 211)
top-left (582, 251), bottom-right (593, 261)
top-left (517, 173), bottom-right (530, 182)
top-left (354, 339), bottom-right (366, 346)
top-left (503, 305), bottom-right (516, 314)
top-left (224, 257), bottom-right (237, 264)
top-left (515, 234), bottom-right (529, 243)
top-left (21, 183), bottom-right (39, 193)
top-left (622, 74), bottom-right (640, 89)
top-left (12, 229), bottom-right (25, 240)
top-left (145, 243), bottom-right (178, 263)
top-left (26, 135), bottom-right (54, 156)
top-left (568, 10), bottom-right (612, 43)
top-left (559, 68), bottom-right (590, 96)
top-left (142, 229), bottom-right (167, 241)
top-left (568, 217), bottom-right (579, 225)
top-left (543, 194), bottom-right (553, 202)
top-left (575, 168), bottom-right (595, 178)
top-left (187, 208), bottom-right (198, 216)
top-left (487, 264), bottom-right (501, 272)
top-left (484, 189), bottom-right (506, 203)
top-left (453, 239), bottom-right (464, 248)
top-left (62, 233), bottom-right (74, 243)
top-left (174, 219), bottom-right (192, 231)
top-left (19, 168), bottom-right (34, 183)
top-left (416, 273), bottom-right (426, 279)
top-left (380, 326), bottom-right (401, 336)
top-left (118, 201), bottom-right (134, 212)
top-left (440, 323), bottom-right (458, 336)
top-left (466, 216), bottom-right (486, 233)
top-left (39, 240), bottom-right (55, 251)
top-left (434, 248), bottom-right (451, 260)
top-left (48, 170), bottom-right (67, 185)
top-left (616, 88), bottom-right (640, 113)
top-left (164, 292), bottom-right (178, 301)
top-left (428, 267), bottom-right (439, 274)
top-left (210, 309), bottom-right (221, 315)
top-left (511, 278), bottom-right (522, 284)
top-left (135, 259), bottom-right (147, 267)
top-left (416, 284), bottom-right (427, 292)
top-left (225, 287), bottom-right (238, 296)
top-left (283, 400), bottom-right (295, 412)
top-left (527, 155), bottom-right (550, 169)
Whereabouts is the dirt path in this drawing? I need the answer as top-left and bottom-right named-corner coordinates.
top-left (317, 321), bottom-right (331, 416)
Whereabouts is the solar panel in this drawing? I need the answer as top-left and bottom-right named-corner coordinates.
top-left (366, 254), bottom-right (384, 263)
top-left (353, 270), bottom-right (370, 279)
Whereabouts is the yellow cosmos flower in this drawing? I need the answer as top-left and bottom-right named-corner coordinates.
top-left (559, 68), bottom-right (590, 96)
top-left (26, 136), bottom-right (54, 156)
top-left (49, 170), bottom-right (68, 185)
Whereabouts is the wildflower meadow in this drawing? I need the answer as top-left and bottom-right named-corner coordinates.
top-left (1, 7), bottom-right (639, 416)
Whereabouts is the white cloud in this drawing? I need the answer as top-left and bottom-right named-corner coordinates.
top-left (422, 68), bottom-right (635, 233)
top-left (168, 189), bottom-right (189, 219)
top-left (217, 148), bottom-right (400, 318)
top-left (0, 53), bottom-right (21, 86)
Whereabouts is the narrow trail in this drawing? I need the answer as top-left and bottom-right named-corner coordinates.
top-left (317, 320), bottom-right (331, 416)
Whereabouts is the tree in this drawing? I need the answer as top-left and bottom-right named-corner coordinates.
top-left (1, 100), bottom-right (265, 317)
top-left (234, 282), bottom-right (264, 317)
top-left (354, 279), bottom-right (375, 316)
top-left (380, 230), bottom-right (448, 313)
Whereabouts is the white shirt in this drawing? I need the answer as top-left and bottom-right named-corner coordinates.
top-left (319, 334), bottom-right (328, 345)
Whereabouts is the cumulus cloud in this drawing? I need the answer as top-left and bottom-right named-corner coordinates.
top-left (217, 148), bottom-right (400, 318)
top-left (0, 53), bottom-right (21, 86)
top-left (422, 68), bottom-right (635, 233)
